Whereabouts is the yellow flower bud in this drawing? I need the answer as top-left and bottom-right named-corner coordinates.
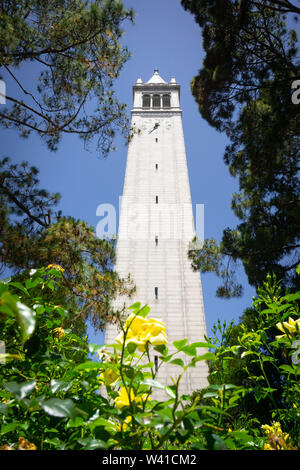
top-left (53, 327), bottom-right (65, 339)
top-left (46, 264), bottom-right (65, 273)
top-left (18, 437), bottom-right (37, 450)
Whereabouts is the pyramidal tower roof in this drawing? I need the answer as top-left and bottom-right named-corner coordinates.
top-left (145, 68), bottom-right (167, 84)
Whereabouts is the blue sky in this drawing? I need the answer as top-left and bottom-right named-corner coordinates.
top-left (0, 0), bottom-right (257, 345)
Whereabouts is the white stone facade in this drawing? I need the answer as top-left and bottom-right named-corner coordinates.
top-left (105, 70), bottom-right (208, 397)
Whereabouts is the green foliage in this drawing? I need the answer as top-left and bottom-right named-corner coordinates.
top-left (0, 157), bottom-right (135, 330)
top-left (0, 267), bottom-right (299, 450)
top-left (204, 270), bottom-right (300, 444)
top-left (0, 0), bottom-right (134, 156)
top-left (182, 0), bottom-right (300, 296)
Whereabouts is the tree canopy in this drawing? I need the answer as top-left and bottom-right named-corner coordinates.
top-left (0, 0), bottom-right (134, 156)
top-left (0, 157), bottom-right (135, 330)
top-left (0, 1), bottom-right (136, 329)
top-left (182, 0), bottom-right (300, 296)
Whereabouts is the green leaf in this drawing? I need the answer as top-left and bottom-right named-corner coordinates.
top-left (173, 339), bottom-right (188, 350)
top-left (138, 361), bottom-right (154, 370)
top-left (133, 412), bottom-right (153, 425)
top-left (40, 398), bottom-right (82, 418)
top-left (279, 364), bottom-right (296, 374)
top-left (25, 278), bottom-right (41, 289)
top-left (190, 442), bottom-right (205, 450)
top-left (127, 342), bottom-right (137, 354)
top-left (193, 352), bottom-right (216, 362)
top-left (192, 341), bottom-right (215, 349)
top-left (43, 437), bottom-right (66, 449)
top-left (47, 280), bottom-right (55, 291)
top-left (241, 351), bottom-right (256, 358)
top-left (136, 304), bottom-right (151, 318)
top-left (9, 282), bottom-right (29, 296)
top-left (160, 353), bottom-right (175, 363)
top-left (74, 361), bottom-right (103, 371)
top-left (165, 385), bottom-right (177, 399)
top-left (181, 344), bottom-right (197, 356)
top-left (87, 417), bottom-right (117, 432)
top-left (142, 378), bottom-right (165, 390)
top-left (0, 403), bottom-right (9, 414)
top-left (170, 358), bottom-right (185, 368)
top-left (0, 283), bottom-right (8, 296)
top-left (154, 344), bottom-right (168, 356)
top-left (77, 438), bottom-right (107, 450)
top-left (43, 427), bottom-right (59, 434)
top-left (124, 366), bottom-right (135, 380)
top-left (156, 407), bottom-right (173, 421)
top-left (203, 391), bottom-right (219, 399)
top-left (16, 301), bottom-right (36, 342)
top-left (66, 417), bottom-right (84, 428)
top-left (4, 380), bottom-right (36, 400)
top-left (1, 422), bottom-right (29, 435)
top-left (212, 433), bottom-right (228, 450)
top-left (283, 293), bottom-right (300, 302)
top-left (50, 379), bottom-right (73, 394)
top-left (0, 291), bottom-right (18, 317)
top-left (128, 302), bottom-right (141, 310)
top-left (35, 305), bottom-right (45, 315)
top-left (208, 384), bottom-right (237, 391)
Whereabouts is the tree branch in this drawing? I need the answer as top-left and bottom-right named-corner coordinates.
top-left (0, 180), bottom-right (48, 228)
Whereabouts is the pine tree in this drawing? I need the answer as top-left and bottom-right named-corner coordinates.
top-left (182, 0), bottom-right (300, 295)
top-left (0, 157), bottom-right (135, 330)
top-left (0, 0), bottom-right (134, 156)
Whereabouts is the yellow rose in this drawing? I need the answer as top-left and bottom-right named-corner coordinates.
top-left (117, 415), bottom-right (132, 432)
top-left (146, 317), bottom-right (166, 335)
top-left (114, 313), bottom-right (168, 352)
top-left (0, 444), bottom-right (14, 450)
top-left (18, 437), bottom-right (37, 450)
top-left (136, 393), bottom-right (151, 404)
top-left (261, 421), bottom-right (296, 450)
top-left (125, 313), bottom-right (145, 333)
top-left (115, 328), bottom-right (148, 352)
top-left (53, 327), bottom-right (65, 339)
top-left (148, 331), bottom-right (168, 346)
top-left (142, 317), bottom-right (168, 347)
top-left (114, 387), bottom-right (150, 409)
top-left (276, 317), bottom-right (300, 339)
top-left (114, 387), bottom-right (136, 409)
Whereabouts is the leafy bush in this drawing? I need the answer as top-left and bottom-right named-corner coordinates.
top-left (0, 267), bottom-right (299, 450)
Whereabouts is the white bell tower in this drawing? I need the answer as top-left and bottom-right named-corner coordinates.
top-left (105, 70), bottom-right (208, 396)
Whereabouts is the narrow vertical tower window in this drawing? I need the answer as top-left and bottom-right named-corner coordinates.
top-left (154, 355), bottom-right (159, 372)
top-left (142, 94), bottom-right (150, 108)
top-left (152, 94), bottom-right (160, 108)
top-left (163, 94), bottom-right (170, 108)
